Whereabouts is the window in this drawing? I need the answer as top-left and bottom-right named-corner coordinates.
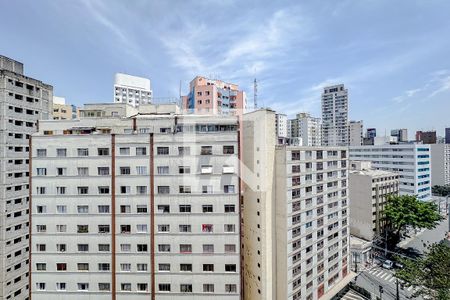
top-left (159, 264), bottom-right (170, 271)
top-left (136, 166), bottom-right (148, 175)
top-left (36, 205), bottom-right (46, 213)
top-left (180, 284), bottom-right (192, 293)
top-left (225, 264), bottom-right (237, 272)
top-left (77, 205), bottom-right (89, 213)
top-left (202, 185), bottom-right (213, 194)
top-left (120, 264), bottom-right (131, 272)
top-left (57, 167), bottom-right (67, 176)
top-left (99, 283), bottom-right (110, 291)
top-left (77, 148), bottom-right (89, 156)
top-left (137, 283), bottom-right (148, 292)
top-left (36, 244), bottom-right (46, 252)
top-left (36, 263), bottom-right (46, 270)
top-left (203, 244), bottom-right (214, 253)
top-left (119, 147), bottom-right (130, 155)
top-left (179, 186), bottom-right (191, 194)
top-left (36, 168), bottom-right (47, 176)
top-left (225, 284), bottom-right (237, 293)
top-left (36, 187), bottom-right (46, 195)
top-left (120, 205), bottom-right (131, 213)
top-left (120, 186), bottom-right (130, 194)
top-left (98, 244), bottom-right (110, 251)
top-left (224, 204), bottom-right (235, 213)
top-left (158, 186), bottom-right (170, 194)
top-left (36, 225), bottom-right (46, 232)
top-left (120, 244), bottom-right (131, 252)
top-left (37, 149), bottom-right (47, 157)
top-left (180, 264), bottom-right (192, 272)
top-left (202, 205), bottom-right (213, 213)
top-left (77, 283), bottom-right (89, 291)
top-left (98, 148), bottom-right (109, 156)
top-left (98, 186), bottom-right (110, 194)
top-left (180, 244), bottom-right (192, 253)
top-left (137, 205), bottom-right (147, 213)
top-left (202, 224), bottom-right (213, 233)
top-left (56, 225), bottom-right (67, 232)
top-left (179, 204), bottom-right (191, 213)
top-left (120, 225), bottom-right (131, 233)
top-left (157, 205), bottom-right (170, 213)
top-left (179, 225), bottom-right (191, 232)
top-left (137, 224), bottom-right (148, 233)
top-left (158, 224), bottom-right (170, 232)
top-left (201, 146), bottom-right (212, 155)
top-left (56, 282), bottom-right (66, 291)
top-left (179, 166), bottom-right (191, 174)
top-left (98, 205), bottom-right (110, 213)
top-left (57, 205), bottom-right (67, 213)
top-left (98, 167), bottom-right (110, 175)
top-left (98, 225), bottom-right (110, 233)
top-left (98, 263), bottom-right (110, 271)
top-left (201, 165), bottom-right (213, 174)
top-left (56, 263), bottom-right (67, 271)
top-left (158, 244), bottom-right (171, 252)
top-left (178, 146), bottom-right (190, 156)
top-left (56, 186), bottom-right (66, 195)
top-left (157, 147), bottom-right (169, 155)
top-left (77, 263), bottom-right (89, 271)
top-left (203, 264), bottom-right (214, 272)
top-left (224, 224), bottom-right (236, 232)
top-left (77, 225), bottom-right (89, 233)
top-left (225, 244), bottom-right (236, 253)
top-left (157, 166), bottom-right (169, 174)
top-left (136, 147), bottom-right (147, 156)
top-left (77, 167), bottom-right (89, 176)
top-left (77, 186), bottom-right (89, 194)
top-left (36, 283), bottom-right (46, 290)
top-left (56, 148), bottom-right (67, 157)
top-left (203, 284), bottom-right (215, 293)
top-left (223, 145), bottom-right (234, 154)
top-left (137, 263), bottom-right (148, 272)
top-left (224, 185), bottom-right (235, 194)
top-left (136, 186), bottom-right (147, 194)
top-left (159, 284), bottom-right (171, 292)
top-left (120, 167), bottom-right (131, 175)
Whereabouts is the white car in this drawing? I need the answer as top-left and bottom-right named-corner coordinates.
top-left (382, 260), bottom-right (394, 270)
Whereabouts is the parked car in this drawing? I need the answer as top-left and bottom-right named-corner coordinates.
top-left (382, 260), bottom-right (394, 270)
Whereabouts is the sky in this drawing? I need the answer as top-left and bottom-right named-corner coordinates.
top-left (1, 0), bottom-right (449, 138)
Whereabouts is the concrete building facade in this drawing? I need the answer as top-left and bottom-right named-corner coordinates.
top-left (30, 104), bottom-right (240, 299)
top-left (349, 144), bottom-right (432, 201)
top-left (52, 96), bottom-right (78, 120)
top-left (181, 76), bottom-right (246, 116)
top-left (321, 85), bottom-right (349, 147)
top-left (349, 161), bottom-right (399, 241)
top-left (0, 55), bottom-right (53, 300)
top-left (348, 121), bottom-right (363, 146)
top-left (391, 129), bottom-right (408, 143)
top-left (430, 144), bottom-right (450, 186)
top-left (275, 113), bottom-right (288, 139)
top-left (415, 131), bottom-right (437, 144)
top-left (114, 73), bottom-right (152, 107)
top-left (243, 109), bottom-right (352, 300)
top-left (288, 113), bottom-right (322, 147)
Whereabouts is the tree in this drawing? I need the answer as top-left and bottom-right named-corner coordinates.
top-left (384, 195), bottom-right (443, 246)
top-left (396, 242), bottom-right (450, 299)
top-left (432, 185), bottom-right (450, 197)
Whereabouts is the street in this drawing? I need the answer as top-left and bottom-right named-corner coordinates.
top-left (400, 218), bottom-right (449, 254)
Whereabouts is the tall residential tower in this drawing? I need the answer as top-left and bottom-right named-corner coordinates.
top-left (321, 85), bottom-right (349, 146)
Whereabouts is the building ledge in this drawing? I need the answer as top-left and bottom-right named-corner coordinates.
top-left (321, 271), bottom-right (357, 300)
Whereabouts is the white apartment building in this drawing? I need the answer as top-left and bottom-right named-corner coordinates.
top-left (321, 85), bottom-right (349, 147)
top-left (288, 113), bottom-right (322, 146)
top-left (348, 121), bottom-right (363, 146)
top-left (114, 73), bottom-right (152, 107)
top-left (30, 104), bottom-right (240, 299)
top-left (243, 109), bottom-right (352, 300)
top-left (0, 55), bottom-right (52, 300)
top-left (430, 144), bottom-right (450, 186)
top-left (275, 113), bottom-right (288, 139)
top-left (349, 144), bottom-right (432, 201)
top-left (349, 161), bottom-right (399, 241)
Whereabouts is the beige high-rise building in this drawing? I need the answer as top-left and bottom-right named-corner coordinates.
top-left (52, 96), bottom-right (78, 120)
top-left (242, 109), bottom-right (353, 300)
top-left (349, 161), bottom-right (399, 241)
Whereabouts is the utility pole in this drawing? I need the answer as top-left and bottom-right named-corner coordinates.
top-left (396, 278), bottom-right (400, 300)
top-left (253, 78), bottom-right (257, 109)
top-left (379, 285), bottom-right (384, 300)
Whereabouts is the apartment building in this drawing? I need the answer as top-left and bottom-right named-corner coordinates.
top-left (114, 73), bottom-right (152, 107)
top-left (288, 113), bottom-right (322, 146)
top-left (30, 104), bottom-right (240, 299)
top-left (181, 76), bottom-right (246, 116)
top-left (391, 129), bottom-right (408, 143)
top-left (52, 96), bottom-right (78, 120)
top-left (275, 113), bottom-right (288, 139)
top-left (348, 121), bottom-right (363, 146)
top-left (242, 109), bottom-right (352, 300)
top-left (430, 144), bottom-right (450, 186)
top-left (349, 144), bottom-right (431, 201)
top-left (349, 161), bottom-right (399, 241)
top-left (321, 85), bottom-right (349, 146)
top-left (416, 130), bottom-right (437, 144)
top-left (0, 55), bottom-right (53, 300)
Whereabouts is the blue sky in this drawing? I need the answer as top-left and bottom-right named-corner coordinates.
top-left (1, 0), bottom-right (449, 138)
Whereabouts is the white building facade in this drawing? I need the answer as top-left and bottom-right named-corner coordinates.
top-left (288, 113), bottom-right (322, 146)
top-left (321, 85), bottom-right (349, 147)
top-left (430, 144), bottom-right (450, 186)
top-left (349, 121), bottom-right (363, 146)
top-left (114, 73), bottom-right (152, 107)
top-left (349, 144), bottom-right (432, 201)
top-left (0, 55), bottom-right (52, 300)
top-left (275, 113), bottom-right (288, 139)
top-left (31, 108), bottom-right (240, 299)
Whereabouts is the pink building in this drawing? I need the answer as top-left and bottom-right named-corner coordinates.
top-left (182, 76), bottom-right (246, 116)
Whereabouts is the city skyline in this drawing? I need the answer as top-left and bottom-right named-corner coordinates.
top-left (1, 0), bottom-right (449, 138)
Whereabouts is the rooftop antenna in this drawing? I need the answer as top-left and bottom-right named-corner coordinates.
top-left (253, 78), bottom-right (258, 109)
top-left (179, 80), bottom-right (182, 100)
